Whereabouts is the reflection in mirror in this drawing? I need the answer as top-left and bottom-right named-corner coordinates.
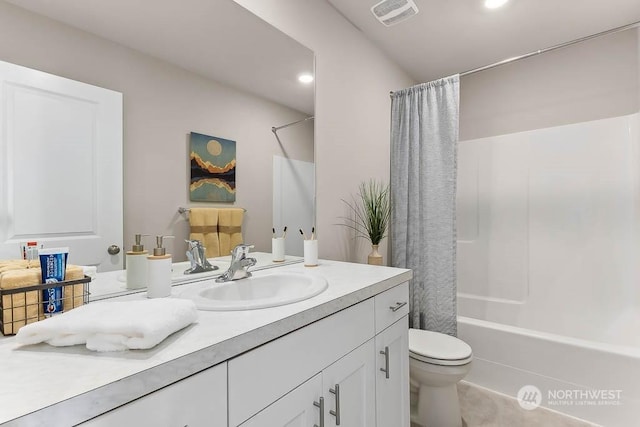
top-left (90, 252), bottom-right (304, 301)
top-left (0, 0), bottom-right (314, 296)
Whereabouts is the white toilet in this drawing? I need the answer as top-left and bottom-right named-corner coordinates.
top-left (409, 328), bottom-right (473, 427)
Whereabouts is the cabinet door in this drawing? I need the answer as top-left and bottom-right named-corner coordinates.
top-left (322, 340), bottom-right (375, 427)
top-left (239, 374), bottom-right (322, 427)
top-left (80, 363), bottom-right (227, 427)
top-left (376, 316), bottom-right (410, 427)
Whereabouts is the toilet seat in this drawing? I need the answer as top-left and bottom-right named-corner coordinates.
top-left (409, 329), bottom-right (472, 366)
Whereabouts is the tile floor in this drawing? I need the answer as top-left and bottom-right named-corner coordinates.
top-left (411, 381), bottom-right (600, 427)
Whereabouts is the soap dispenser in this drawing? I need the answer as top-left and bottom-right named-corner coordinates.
top-left (126, 234), bottom-right (149, 290)
top-left (147, 235), bottom-right (174, 298)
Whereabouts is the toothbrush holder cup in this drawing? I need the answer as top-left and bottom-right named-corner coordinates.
top-left (304, 240), bottom-right (318, 267)
top-left (272, 237), bottom-right (285, 262)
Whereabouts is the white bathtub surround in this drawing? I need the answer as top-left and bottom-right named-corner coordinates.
top-left (458, 316), bottom-right (640, 427)
top-left (15, 299), bottom-right (198, 352)
top-left (457, 113), bottom-right (640, 347)
top-left (391, 76), bottom-right (460, 335)
top-left (0, 260), bottom-right (411, 426)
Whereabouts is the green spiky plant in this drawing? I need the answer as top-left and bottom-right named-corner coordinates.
top-left (340, 180), bottom-right (391, 245)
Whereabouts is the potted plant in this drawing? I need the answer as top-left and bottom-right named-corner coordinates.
top-left (340, 180), bottom-right (391, 265)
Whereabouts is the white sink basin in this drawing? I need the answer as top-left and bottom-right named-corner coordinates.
top-left (178, 271), bottom-right (328, 311)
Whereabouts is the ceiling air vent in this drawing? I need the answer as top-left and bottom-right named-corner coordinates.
top-left (371, 0), bottom-right (419, 27)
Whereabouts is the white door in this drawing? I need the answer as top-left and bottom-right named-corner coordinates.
top-left (0, 60), bottom-right (123, 271)
top-left (323, 340), bottom-right (376, 427)
top-left (376, 316), bottom-right (410, 427)
top-left (239, 374), bottom-right (323, 427)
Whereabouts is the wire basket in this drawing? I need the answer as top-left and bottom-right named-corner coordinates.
top-left (0, 276), bottom-right (91, 336)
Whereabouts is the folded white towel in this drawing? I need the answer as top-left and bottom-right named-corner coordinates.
top-left (15, 298), bottom-right (198, 352)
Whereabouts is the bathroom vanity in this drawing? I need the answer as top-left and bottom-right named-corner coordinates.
top-left (0, 260), bottom-right (411, 426)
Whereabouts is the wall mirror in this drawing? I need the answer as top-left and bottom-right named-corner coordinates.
top-left (0, 0), bottom-right (315, 295)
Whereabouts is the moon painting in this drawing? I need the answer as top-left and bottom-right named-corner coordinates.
top-left (189, 132), bottom-right (236, 202)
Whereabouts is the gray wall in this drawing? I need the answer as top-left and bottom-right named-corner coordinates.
top-left (236, 0), bottom-right (416, 264)
top-left (0, 1), bottom-right (313, 260)
top-left (460, 28), bottom-right (640, 140)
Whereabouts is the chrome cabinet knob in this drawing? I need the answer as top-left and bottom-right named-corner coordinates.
top-left (107, 244), bottom-right (121, 255)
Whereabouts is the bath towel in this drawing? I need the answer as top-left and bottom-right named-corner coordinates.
top-left (15, 298), bottom-right (198, 352)
top-left (0, 260), bottom-right (32, 273)
top-left (218, 208), bottom-right (244, 255)
top-left (189, 208), bottom-right (220, 258)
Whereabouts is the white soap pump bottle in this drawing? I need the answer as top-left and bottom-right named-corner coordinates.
top-left (147, 235), bottom-right (174, 298)
top-left (126, 233), bottom-right (149, 290)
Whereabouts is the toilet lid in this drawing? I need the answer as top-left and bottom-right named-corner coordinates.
top-left (408, 329), bottom-right (472, 362)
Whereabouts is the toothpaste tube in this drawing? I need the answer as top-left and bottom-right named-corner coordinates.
top-left (39, 247), bottom-right (69, 316)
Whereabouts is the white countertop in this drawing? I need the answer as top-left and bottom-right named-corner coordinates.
top-left (0, 259), bottom-right (411, 426)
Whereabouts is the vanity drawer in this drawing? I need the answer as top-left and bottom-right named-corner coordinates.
top-left (228, 298), bottom-right (375, 426)
top-left (375, 281), bottom-right (409, 333)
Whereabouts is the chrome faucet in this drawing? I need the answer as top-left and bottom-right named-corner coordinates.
top-left (216, 244), bottom-right (257, 282)
top-left (184, 239), bottom-right (218, 274)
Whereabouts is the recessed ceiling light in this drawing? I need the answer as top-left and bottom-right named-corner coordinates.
top-left (298, 73), bottom-right (314, 84)
top-left (485, 0), bottom-right (509, 9)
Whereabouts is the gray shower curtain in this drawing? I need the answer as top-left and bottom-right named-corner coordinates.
top-left (390, 75), bottom-right (459, 336)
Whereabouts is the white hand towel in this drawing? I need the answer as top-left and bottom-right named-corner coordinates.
top-left (15, 298), bottom-right (198, 352)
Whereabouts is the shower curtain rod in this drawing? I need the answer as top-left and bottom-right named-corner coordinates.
top-left (460, 20), bottom-right (640, 76)
top-left (271, 116), bottom-right (314, 134)
top-left (390, 20), bottom-right (640, 95)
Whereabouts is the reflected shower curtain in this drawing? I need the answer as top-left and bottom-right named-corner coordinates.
top-left (390, 75), bottom-right (459, 336)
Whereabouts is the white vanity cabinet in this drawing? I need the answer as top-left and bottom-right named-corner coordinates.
top-left (230, 281), bottom-right (409, 427)
top-left (80, 362), bottom-right (227, 427)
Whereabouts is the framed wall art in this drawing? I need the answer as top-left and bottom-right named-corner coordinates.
top-left (189, 132), bottom-right (236, 202)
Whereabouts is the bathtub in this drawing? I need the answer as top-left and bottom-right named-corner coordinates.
top-left (454, 113), bottom-right (640, 426)
top-left (457, 316), bottom-right (640, 427)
